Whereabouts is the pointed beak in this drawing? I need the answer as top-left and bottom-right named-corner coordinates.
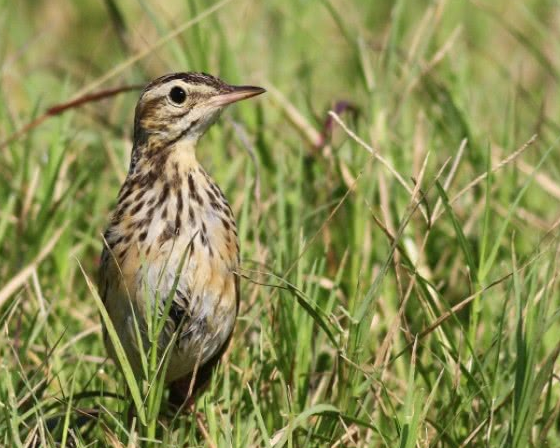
top-left (208, 85), bottom-right (266, 107)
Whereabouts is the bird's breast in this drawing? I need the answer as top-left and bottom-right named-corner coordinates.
top-left (101, 162), bottom-right (239, 378)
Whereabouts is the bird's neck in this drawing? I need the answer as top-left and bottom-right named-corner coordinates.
top-left (129, 138), bottom-right (200, 179)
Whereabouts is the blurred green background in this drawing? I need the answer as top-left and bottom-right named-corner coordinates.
top-left (1, 0), bottom-right (560, 446)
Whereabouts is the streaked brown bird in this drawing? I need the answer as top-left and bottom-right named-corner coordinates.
top-left (98, 72), bottom-right (265, 406)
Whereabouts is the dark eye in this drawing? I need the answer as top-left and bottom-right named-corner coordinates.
top-left (169, 86), bottom-right (186, 104)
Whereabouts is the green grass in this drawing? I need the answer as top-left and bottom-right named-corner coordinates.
top-left (1, 0), bottom-right (560, 446)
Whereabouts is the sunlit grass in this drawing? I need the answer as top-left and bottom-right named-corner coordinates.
top-left (1, 0), bottom-right (560, 446)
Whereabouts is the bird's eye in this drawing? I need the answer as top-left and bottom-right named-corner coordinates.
top-left (169, 86), bottom-right (187, 104)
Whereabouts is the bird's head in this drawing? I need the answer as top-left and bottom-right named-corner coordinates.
top-left (133, 72), bottom-right (265, 146)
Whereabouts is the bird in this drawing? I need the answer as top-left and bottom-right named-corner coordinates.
top-left (97, 72), bottom-right (265, 407)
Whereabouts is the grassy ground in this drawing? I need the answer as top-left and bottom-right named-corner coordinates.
top-left (1, 0), bottom-right (560, 446)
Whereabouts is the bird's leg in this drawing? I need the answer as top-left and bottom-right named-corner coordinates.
top-left (168, 374), bottom-right (201, 412)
